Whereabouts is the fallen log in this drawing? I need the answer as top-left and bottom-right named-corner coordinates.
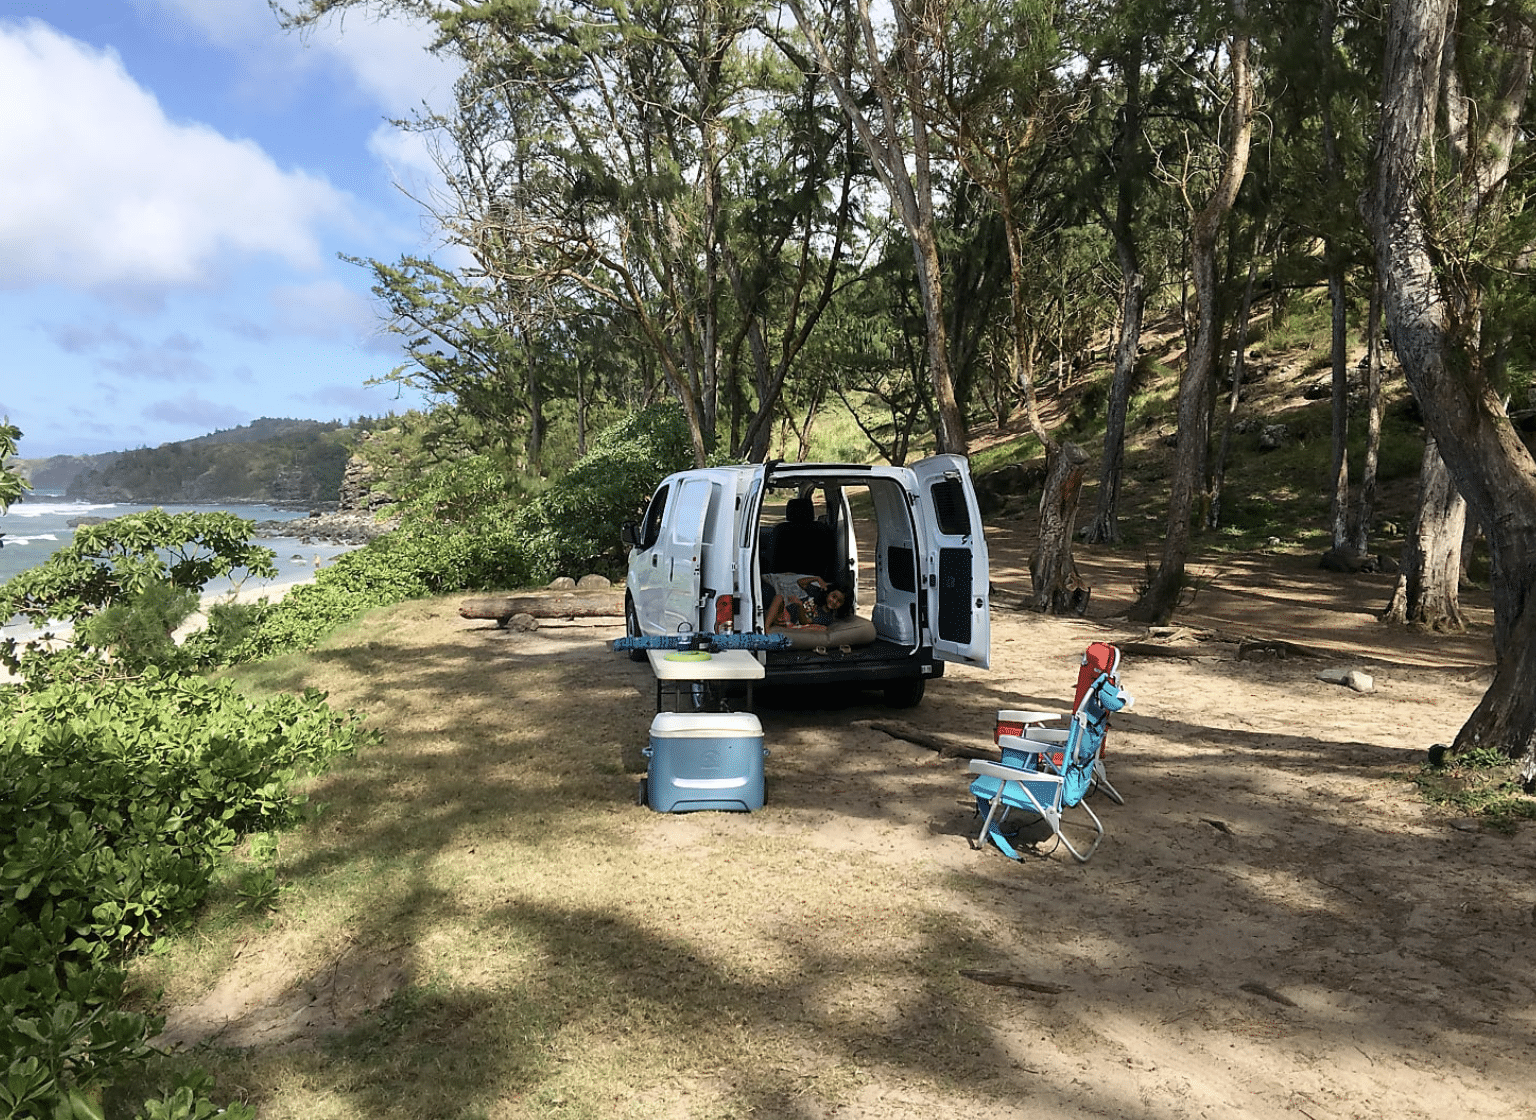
top-left (460, 591), bottom-right (625, 626)
top-left (854, 718), bottom-right (994, 761)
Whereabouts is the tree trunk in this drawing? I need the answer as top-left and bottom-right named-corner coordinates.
top-left (1348, 278), bottom-right (1385, 556)
top-left (1371, 0), bottom-right (1536, 784)
top-left (1209, 248), bottom-right (1261, 530)
top-left (1085, 37), bottom-right (1147, 548)
top-left (1130, 1), bottom-right (1253, 624)
top-left (1085, 258), bottom-right (1143, 546)
top-left (1381, 438), bottom-right (1465, 631)
top-left (1326, 264), bottom-right (1351, 549)
top-left (1030, 440), bottom-right (1091, 614)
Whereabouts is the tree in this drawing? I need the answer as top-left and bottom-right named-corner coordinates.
top-left (1368, 0), bottom-right (1536, 784)
top-left (1130, 0), bottom-right (1254, 623)
top-left (1381, 436), bottom-right (1466, 630)
top-left (0, 420), bottom-right (24, 534)
top-left (0, 510), bottom-right (278, 673)
top-left (781, 0), bottom-right (970, 454)
top-left (930, 0), bottom-right (1094, 611)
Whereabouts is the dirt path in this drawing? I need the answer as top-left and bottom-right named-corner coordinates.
top-left (150, 537), bottom-right (1535, 1120)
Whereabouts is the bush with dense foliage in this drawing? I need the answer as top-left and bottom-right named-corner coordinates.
top-left (1, 664), bottom-right (370, 1118)
top-left (509, 402), bottom-right (694, 583)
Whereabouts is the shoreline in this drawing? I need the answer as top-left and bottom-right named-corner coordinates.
top-left (1, 567), bottom-right (328, 687)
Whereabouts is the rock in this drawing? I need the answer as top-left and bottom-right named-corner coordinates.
top-left (509, 613), bottom-right (540, 632)
top-left (1257, 424), bottom-right (1289, 450)
top-left (1320, 547), bottom-right (1373, 573)
top-left (1345, 670), bottom-right (1374, 693)
top-left (576, 574), bottom-right (611, 590)
top-left (973, 462), bottom-right (1048, 514)
top-left (547, 577), bottom-right (578, 590)
top-left (1317, 668), bottom-right (1374, 692)
top-left (1450, 817), bottom-right (1480, 832)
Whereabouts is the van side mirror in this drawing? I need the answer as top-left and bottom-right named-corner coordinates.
top-left (620, 521), bottom-right (640, 548)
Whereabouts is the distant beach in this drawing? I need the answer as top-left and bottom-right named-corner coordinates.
top-left (0, 495), bottom-right (370, 648)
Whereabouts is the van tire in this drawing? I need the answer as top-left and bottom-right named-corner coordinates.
top-left (883, 677), bottom-right (926, 708)
top-left (624, 594), bottom-right (646, 661)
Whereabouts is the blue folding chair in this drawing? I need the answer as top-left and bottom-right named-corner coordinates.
top-left (968, 664), bottom-right (1132, 863)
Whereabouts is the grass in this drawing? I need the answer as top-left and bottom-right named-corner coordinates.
top-left (1414, 746), bottom-right (1536, 834)
top-left (127, 602), bottom-right (1027, 1119)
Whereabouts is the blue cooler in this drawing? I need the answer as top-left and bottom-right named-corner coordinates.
top-left (645, 712), bottom-right (766, 812)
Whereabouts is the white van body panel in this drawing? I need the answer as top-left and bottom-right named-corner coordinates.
top-left (624, 459), bottom-right (991, 700)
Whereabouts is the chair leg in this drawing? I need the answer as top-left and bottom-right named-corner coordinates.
top-left (974, 794), bottom-right (1022, 860)
top-left (1057, 800), bottom-right (1105, 863)
top-left (1092, 758), bottom-right (1125, 805)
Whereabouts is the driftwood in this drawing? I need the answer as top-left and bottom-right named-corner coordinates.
top-left (1239, 980), bottom-right (1298, 1007)
top-left (854, 718), bottom-right (994, 761)
top-left (959, 970), bottom-right (1072, 995)
top-left (1119, 626), bottom-right (1329, 662)
top-left (460, 590), bottom-right (625, 627)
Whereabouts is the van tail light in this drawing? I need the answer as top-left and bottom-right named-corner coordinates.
top-left (714, 594), bottom-right (735, 633)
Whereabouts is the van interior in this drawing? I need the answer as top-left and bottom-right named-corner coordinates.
top-left (754, 479), bottom-right (921, 658)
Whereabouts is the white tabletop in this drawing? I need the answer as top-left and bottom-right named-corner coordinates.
top-left (646, 647), bottom-right (766, 681)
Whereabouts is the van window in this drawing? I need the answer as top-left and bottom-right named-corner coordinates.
top-left (929, 478), bottom-right (971, 536)
top-left (640, 485), bottom-right (669, 549)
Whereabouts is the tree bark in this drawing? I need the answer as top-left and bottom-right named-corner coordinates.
top-left (1209, 247), bottom-right (1262, 530)
top-left (1381, 438), bottom-right (1466, 631)
top-left (1086, 256), bottom-right (1143, 546)
top-left (1086, 37), bottom-right (1149, 548)
top-left (1371, 0), bottom-right (1536, 783)
top-left (1030, 441), bottom-right (1091, 614)
top-left (1348, 277), bottom-right (1386, 556)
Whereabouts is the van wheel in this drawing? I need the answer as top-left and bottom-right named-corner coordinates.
top-left (624, 595), bottom-right (646, 662)
top-left (883, 678), bottom-right (926, 708)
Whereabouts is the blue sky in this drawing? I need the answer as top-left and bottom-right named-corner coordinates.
top-left (0, 1), bottom-right (458, 459)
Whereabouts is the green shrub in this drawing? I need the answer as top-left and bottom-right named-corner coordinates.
top-left (510, 403), bottom-right (695, 583)
top-left (0, 668), bottom-right (372, 1117)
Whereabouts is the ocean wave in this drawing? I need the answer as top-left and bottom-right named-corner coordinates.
top-left (4, 501), bottom-right (120, 519)
top-left (3, 534), bottom-right (60, 546)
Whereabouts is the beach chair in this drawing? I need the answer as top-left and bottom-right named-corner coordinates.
top-left (994, 642), bottom-right (1128, 804)
top-left (968, 651), bottom-right (1132, 862)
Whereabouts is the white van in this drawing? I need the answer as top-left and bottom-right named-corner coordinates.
top-left (620, 455), bottom-right (990, 707)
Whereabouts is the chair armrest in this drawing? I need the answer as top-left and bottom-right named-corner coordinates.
top-left (995, 734), bottom-right (1058, 755)
top-left (969, 757), bottom-right (1064, 784)
top-left (1021, 728), bottom-right (1070, 745)
top-left (997, 709), bottom-right (1061, 725)
top-left (969, 759), bottom-right (1029, 780)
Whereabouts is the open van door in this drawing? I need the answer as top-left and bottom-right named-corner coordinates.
top-left (655, 475), bottom-right (716, 636)
top-left (912, 454), bottom-right (991, 669)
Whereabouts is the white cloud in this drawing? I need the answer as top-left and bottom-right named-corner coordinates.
top-left (148, 0), bottom-right (456, 116)
top-left (0, 19), bottom-right (355, 289)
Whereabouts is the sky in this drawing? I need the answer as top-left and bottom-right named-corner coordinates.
top-left (0, 0), bottom-right (459, 459)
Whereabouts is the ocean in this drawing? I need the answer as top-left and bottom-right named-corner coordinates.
top-left (1, 494), bottom-right (361, 639)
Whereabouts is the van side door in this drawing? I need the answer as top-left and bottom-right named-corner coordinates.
top-left (912, 454), bottom-right (991, 669)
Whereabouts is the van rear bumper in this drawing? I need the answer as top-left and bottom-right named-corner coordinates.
top-left (760, 643), bottom-right (943, 689)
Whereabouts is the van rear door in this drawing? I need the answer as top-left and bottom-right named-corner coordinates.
top-left (657, 475), bottom-right (716, 636)
top-left (912, 454), bottom-right (991, 669)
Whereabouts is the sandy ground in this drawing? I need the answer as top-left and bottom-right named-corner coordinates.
top-left (145, 529), bottom-right (1536, 1120)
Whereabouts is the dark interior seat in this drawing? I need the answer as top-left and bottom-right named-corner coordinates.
top-left (771, 496), bottom-right (837, 581)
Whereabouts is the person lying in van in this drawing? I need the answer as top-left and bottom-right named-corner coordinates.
top-left (763, 572), bottom-right (850, 631)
